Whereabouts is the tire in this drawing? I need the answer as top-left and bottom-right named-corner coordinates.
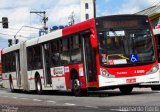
top-left (9, 78), bottom-right (14, 92)
top-left (119, 86), bottom-right (133, 95)
top-left (151, 86), bottom-right (160, 91)
top-left (35, 76), bottom-right (43, 95)
top-left (72, 76), bottom-right (87, 97)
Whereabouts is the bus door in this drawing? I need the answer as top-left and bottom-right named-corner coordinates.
top-left (42, 43), bottom-right (52, 86)
top-left (81, 32), bottom-right (97, 84)
top-left (15, 51), bottom-right (21, 87)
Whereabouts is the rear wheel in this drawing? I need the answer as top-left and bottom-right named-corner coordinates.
top-left (119, 86), bottom-right (133, 95)
top-left (35, 76), bottom-right (43, 95)
top-left (72, 76), bottom-right (87, 97)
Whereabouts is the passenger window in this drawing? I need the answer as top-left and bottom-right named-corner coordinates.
top-left (62, 38), bottom-right (69, 51)
top-left (70, 35), bottom-right (82, 63)
top-left (51, 40), bottom-right (60, 66)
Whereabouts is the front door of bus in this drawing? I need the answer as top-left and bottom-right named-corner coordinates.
top-left (42, 43), bottom-right (52, 86)
top-left (82, 33), bottom-right (97, 83)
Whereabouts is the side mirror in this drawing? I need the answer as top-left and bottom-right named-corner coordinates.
top-left (90, 34), bottom-right (98, 48)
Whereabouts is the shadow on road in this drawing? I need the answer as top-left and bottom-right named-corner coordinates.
top-left (3, 88), bottom-right (157, 98)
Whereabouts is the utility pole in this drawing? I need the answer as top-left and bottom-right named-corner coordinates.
top-left (68, 12), bottom-right (75, 26)
top-left (30, 11), bottom-right (48, 33)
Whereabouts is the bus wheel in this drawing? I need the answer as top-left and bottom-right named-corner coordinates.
top-left (9, 78), bottom-right (14, 92)
top-left (119, 86), bottom-right (133, 95)
top-left (35, 76), bottom-right (43, 95)
top-left (72, 77), bottom-right (87, 97)
top-left (151, 86), bottom-right (160, 91)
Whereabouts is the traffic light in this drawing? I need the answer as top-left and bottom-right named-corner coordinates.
top-left (8, 39), bottom-right (12, 47)
top-left (2, 17), bottom-right (8, 28)
top-left (15, 39), bottom-right (19, 44)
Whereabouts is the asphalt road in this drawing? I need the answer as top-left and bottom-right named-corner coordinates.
top-left (0, 87), bottom-right (160, 112)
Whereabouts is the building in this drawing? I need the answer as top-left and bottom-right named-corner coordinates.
top-left (80, 0), bottom-right (96, 22)
top-left (136, 5), bottom-right (160, 35)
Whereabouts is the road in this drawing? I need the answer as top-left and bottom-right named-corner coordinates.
top-left (0, 88), bottom-right (160, 112)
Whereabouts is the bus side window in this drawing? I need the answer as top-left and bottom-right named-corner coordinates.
top-left (2, 54), bottom-right (6, 73)
top-left (5, 54), bottom-right (9, 72)
top-left (27, 47), bottom-right (33, 70)
top-left (34, 45), bottom-right (42, 69)
top-left (60, 38), bottom-right (70, 65)
top-left (70, 35), bottom-right (82, 63)
top-left (10, 52), bottom-right (14, 72)
top-left (156, 35), bottom-right (160, 62)
top-left (51, 40), bottom-right (60, 66)
top-left (12, 52), bottom-right (16, 72)
top-left (62, 38), bottom-right (69, 51)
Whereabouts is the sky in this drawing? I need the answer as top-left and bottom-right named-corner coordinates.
top-left (0, 0), bottom-right (160, 48)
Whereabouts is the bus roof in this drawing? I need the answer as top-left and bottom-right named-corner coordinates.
top-left (26, 29), bottom-right (62, 47)
top-left (2, 43), bottom-right (20, 54)
top-left (2, 18), bottom-right (97, 54)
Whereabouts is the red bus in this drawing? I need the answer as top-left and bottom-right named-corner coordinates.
top-left (140, 28), bottom-right (160, 90)
top-left (1, 15), bottom-right (160, 96)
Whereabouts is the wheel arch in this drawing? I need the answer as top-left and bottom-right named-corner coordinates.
top-left (70, 68), bottom-right (79, 80)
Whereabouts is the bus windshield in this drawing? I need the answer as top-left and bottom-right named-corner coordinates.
top-left (98, 28), bottom-right (155, 66)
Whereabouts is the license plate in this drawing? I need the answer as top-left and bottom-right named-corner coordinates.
top-left (126, 78), bottom-right (136, 83)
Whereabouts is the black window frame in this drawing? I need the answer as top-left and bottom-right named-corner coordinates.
top-left (50, 39), bottom-right (60, 67)
top-left (85, 3), bottom-right (89, 9)
top-left (27, 44), bottom-right (43, 71)
top-left (85, 14), bottom-right (89, 20)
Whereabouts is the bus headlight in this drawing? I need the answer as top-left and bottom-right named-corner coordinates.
top-left (102, 69), bottom-right (107, 76)
top-left (100, 68), bottom-right (115, 78)
top-left (146, 64), bottom-right (159, 75)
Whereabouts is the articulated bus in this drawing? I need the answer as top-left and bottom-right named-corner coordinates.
top-left (1, 15), bottom-right (160, 96)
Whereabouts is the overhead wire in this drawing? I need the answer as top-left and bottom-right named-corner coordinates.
top-left (0, 32), bottom-right (14, 36)
top-left (0, 27), bottom-right (39, 32)
top-left (143, 0), bottom-right (160, 15)
top-left (1, 30), bottom-right (38, 35)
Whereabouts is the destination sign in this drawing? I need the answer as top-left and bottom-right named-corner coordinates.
top-left (103, 20), bottom-right (139, 29)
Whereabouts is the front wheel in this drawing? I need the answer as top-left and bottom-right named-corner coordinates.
top-left (119, 86), bottom-right (133, 95)
top-left (35, 76), bottom-right (43, 95)
top-left (72, 77), bottom-right (87, 97)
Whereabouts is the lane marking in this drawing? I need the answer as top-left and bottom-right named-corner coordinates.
top-left (20, 98), bottom-right (29, 100)
top-left (85, 106), bottom-right (98, 109)
top-left (64, 103), bottom-right (76, 106)
top-left (2, 96), bottom-right (9, 98)
top-left (110, 109), bottom-right (123, 111)
top-left (32, 99), bottom-right (42, 102)
top-left (12, 97), bottom-right (17, 99)
top-left (46, 100), bottom-right (56, 103)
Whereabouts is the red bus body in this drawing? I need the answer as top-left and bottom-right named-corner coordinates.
top-left (1, 15), bottom-right (160, 96)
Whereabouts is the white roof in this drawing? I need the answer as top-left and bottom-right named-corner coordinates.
top-left (26, 29), bottom-right (62, 47)
top-left (2, 44), bottom-right (20, 54)
top-left (2, 29), bottom-right (63, 54)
